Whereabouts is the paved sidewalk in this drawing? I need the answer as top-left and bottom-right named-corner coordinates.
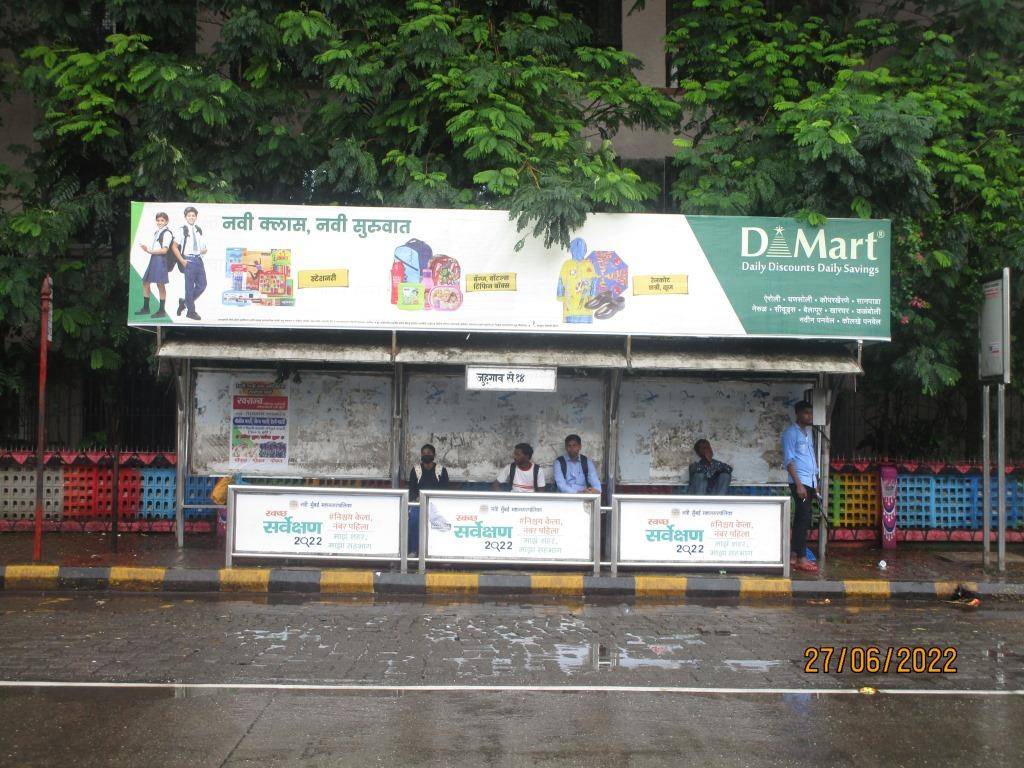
top-left (0, 532), bottom-right (1022, 600)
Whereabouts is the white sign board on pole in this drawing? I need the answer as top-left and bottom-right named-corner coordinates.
top-left (612, 495), bottom-right (790, 575)
top-left (419, 491), bottom-right (599, 571)
top-left (227, 486), bottom-right (407, 569)
top-left (979, 268), bottom-right (1011, 383)
top-left (465, 366), bottom-right (557, 392)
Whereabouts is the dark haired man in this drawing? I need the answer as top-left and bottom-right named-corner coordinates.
top-left (408, 443), bottom-right (449, 501)
top-left (688, 439), bottom-right (732, 495)
top-left (493, 443), bottom-right (545, 493)
top-left (782, 400), bottom-right (819, 572)
top-left (553, 434), bottom-right (601, 494)
top-left (407, 443), bottom-right (450, 555)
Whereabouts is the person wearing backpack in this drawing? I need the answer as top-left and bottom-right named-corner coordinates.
top-left (175, 205), bottom-right (208, 321)
top-left (492, 443), bottom-right (545, 493)
top-left (407, 443), bottom-right (450, 555)
top-left (136, 211), bottom-right (175, 318)
top-left (553, 434), bottom-right (601, 495)
top-left (408, 443), bottom-right (449, 501)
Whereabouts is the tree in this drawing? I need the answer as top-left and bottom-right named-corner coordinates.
top-left (0, 1), bottom-right (679, 435)
top-left (665, 0), bottom-right (1024, 453)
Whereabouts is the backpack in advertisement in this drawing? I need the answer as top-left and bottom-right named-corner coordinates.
top-left (158, 228), bottom-right (177, 271)
top-left (425, 255), bottom-right (463, 311)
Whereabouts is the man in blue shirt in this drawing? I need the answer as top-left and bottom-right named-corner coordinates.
top-left (553, 434), bottom-right (601, 495)
top-left (781, 400), bottom-right (819, 572)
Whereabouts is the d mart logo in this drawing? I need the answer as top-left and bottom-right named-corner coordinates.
top-left (741, 225), bottom-right (884, 261)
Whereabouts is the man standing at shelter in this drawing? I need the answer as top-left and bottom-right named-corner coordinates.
top-left (493, 443), bottom-right (545, 493)
top-left (782, 400), bottom-right (819, 572)
top-left (553, 434), bottom-right (601, 495)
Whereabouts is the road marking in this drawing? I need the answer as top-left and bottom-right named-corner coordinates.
top-left (530, 574), bottom-right (584, 595)
top-left (3, 565), bottom-right (60, 590)
top-left (219, 568), bottom-right (270, 592)
top-left (634, 575), bottom-right (687, 597)
top-left (0, 681), bottom-right (1020, 696)
top-left (108, 567), bottom-right (166, 591)
top-left (426, 573), bottom-right (479, 593)
top-left (320, 569), bottom-right (374, 594)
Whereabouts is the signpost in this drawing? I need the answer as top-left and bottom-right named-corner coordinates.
top-left (418, 491), bottom-right (600, 574)
top-left (979, 268), bottom-right (1011, 572)
top-left (226, 486), bottom-right (408, 571)
top-left (32, 276), bottom-right (53, 562)
top-left (610, 495), bottom-right (791, 577)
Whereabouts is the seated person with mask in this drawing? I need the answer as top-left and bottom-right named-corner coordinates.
top-left (688, 439), bottom-right (732, 495)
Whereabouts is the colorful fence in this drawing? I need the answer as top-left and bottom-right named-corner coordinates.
top-left (1, 452), bottom-right (1022, 532)
top-left (828, 471), bottom-right (1024, 529)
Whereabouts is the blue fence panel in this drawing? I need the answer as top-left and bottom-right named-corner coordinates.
top-left (930, 475), bottom-right (979, 529)
top-left (139, 468), bottom-right (176, 519)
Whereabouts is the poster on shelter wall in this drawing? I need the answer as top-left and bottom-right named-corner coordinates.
top-left (229, 379), bottom-right (289, 469)
top-left (128, 201), bottom-right (891, 340)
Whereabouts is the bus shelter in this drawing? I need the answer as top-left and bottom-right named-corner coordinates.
top-left (131, 201), bottom-right (890, 574)
top-left (157, 329), bottom-right (862, 574)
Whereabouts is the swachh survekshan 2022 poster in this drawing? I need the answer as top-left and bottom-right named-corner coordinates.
top-left (128, 201), bottom-right (890, 340)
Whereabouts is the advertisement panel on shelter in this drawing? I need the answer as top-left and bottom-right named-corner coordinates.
top-left (229, 379), bottom-right (289, 469)
top-left (424, 494), bottom-right (595, 563)
top-left (232, 488), bottom-right (402, 559)
top-left (129, 202), bottom-right (891, 340)
top-left (617, 498), bottom-right (784, 566)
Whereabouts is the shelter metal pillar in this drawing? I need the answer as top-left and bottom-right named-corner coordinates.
top-left (982, 384), bottom-right (991, 568)
top-left (603, 369), bottom-right (623, 566)
top-left (173, 358), bottom-right (191, 548)
top-left (390, 362), bottom-right (404, 489)
top-left (816, 374), bottom-right (834, 567)
top-left (997, 383), bottom-right (1007, 572)
top-left (605, 371), bottom-right (622, 498)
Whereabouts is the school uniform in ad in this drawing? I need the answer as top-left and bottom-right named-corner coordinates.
top-left (178, 223), bottom-right (207, 320)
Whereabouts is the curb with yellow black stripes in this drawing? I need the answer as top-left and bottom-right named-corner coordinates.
top-left (1, 564), bottom-right (1021, 600)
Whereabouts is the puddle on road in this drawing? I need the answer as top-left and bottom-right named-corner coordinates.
top-left (417, 613), bottom-right (727, 676)
top-left (615, 654), bottom-right (699, 670)
top-left (723, 659), bottom-right (783, 673)
top-left (214, 610), bottom-right (789, 680)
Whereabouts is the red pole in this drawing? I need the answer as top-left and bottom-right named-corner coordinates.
top-left (33, 276), bottom-right (53, 562)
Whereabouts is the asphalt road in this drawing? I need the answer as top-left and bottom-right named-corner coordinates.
top-left (0, 593), bottom-right (1021, 767)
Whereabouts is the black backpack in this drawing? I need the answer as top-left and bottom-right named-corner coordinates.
top-left (556, 455), bottom-right (591, 490)
top-left (158, 228), bottom-right (177, 271)
top-left (505, 462), bottom-right (540, 492)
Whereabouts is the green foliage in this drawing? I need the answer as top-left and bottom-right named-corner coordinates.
top-left (0, 0), bottom-right (678, 402)
top-left (666, 0), bottom-right (1024, 400)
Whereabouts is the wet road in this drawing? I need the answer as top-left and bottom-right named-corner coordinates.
top-left (1, 593), bottom-right (1022, 766)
